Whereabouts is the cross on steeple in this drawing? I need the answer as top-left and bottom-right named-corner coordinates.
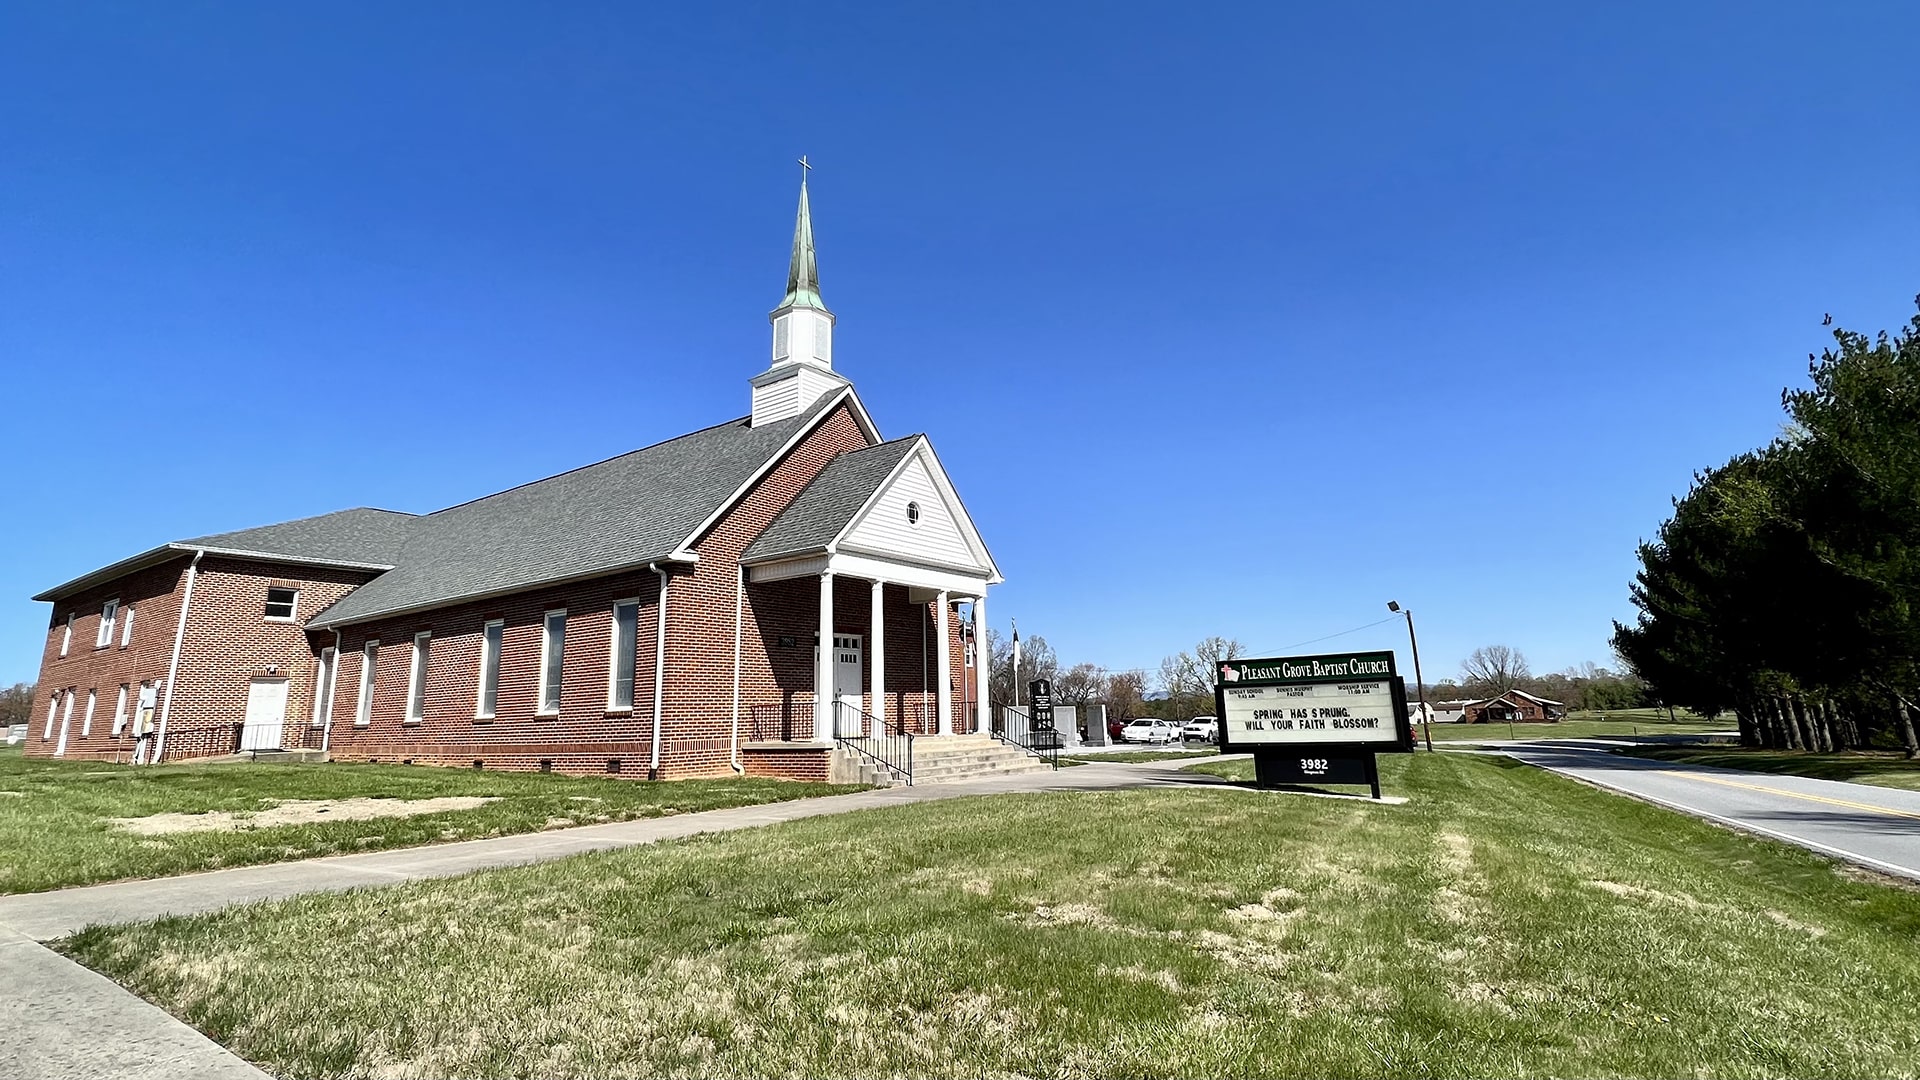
top-left (797, 154), bottom-right (811, 184)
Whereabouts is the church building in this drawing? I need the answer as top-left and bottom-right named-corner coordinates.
top-left (22, 179), bottom-right (1007, 784)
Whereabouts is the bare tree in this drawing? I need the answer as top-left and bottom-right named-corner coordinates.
top-left (1103, 670), bottom-right (1147, 721)
top-left (1193, 636), bottom-right (1246, 682)
top-left (987, 629), bottom-right (1057, 705)
top-left (1053, 663), bottom-right (1102, 707)
top-left (1461, 646), bottom-right (1531, 698)
top-left (0, 682), bottom-right (33, 728)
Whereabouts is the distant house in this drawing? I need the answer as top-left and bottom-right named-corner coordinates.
top-left (1464, 689), bottom-right (1565, 724)
top-left (1431, 699), bottom-right (1475, 724)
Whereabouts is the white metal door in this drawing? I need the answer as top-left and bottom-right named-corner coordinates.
top-left (816, 635), bottom-right (863, 736)
top-left (241, 678), bottom-right (290, 751)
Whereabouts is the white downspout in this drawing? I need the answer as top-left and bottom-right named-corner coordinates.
top-left (729, 565), bottom-right (745, 774)
top-left (649, 564), bottom-right (671, 781)
top-left (153, 549), bottom-right (204, 764)
top-left (320, 629), bottom-right (342, 755)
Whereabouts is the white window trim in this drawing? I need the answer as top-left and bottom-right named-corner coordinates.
top-left (120, 606), bottom-right (135, 648)
top-left (59, 613), bottom-right (73, 658)
top-left (113, 684), bottom-right (129, 735)
top-left (96, 599), bottom-right (119, 649)
top-left (312, 648), bottom-right (337, 728)
top-left (82, 690), bottom-right (97, 737)
top-left (537, 609), bottom-right (566, 716)
top-left (607, 599), bottom-right (640, 712)
top-left (264, 587), bottom-right (301, 623)
top-left (60, 691), bottom-right (75, 733)
top-left (44, 693), bottom-right (59, 739)
top-left (476, 618), bottom-right (504, 720)
top-left (355, 639), bottom-right (379, 727)
top-left (405, 631), bottom-right (430, 724)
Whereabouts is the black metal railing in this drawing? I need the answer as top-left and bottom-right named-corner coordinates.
top-left (745, 701), bottom-right (815, 742)
top-left (833, 701), bottom-right (914, 785)
top-left (991, 703), bottom-right (1061, 769)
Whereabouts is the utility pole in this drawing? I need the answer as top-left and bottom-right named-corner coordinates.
top-left (1388, 601), bottom-right (1433, 751)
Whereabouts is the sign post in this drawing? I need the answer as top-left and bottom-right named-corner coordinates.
top-left (1215, 650), bottom-right (1414, 799)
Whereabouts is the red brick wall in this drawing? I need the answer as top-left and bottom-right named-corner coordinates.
top-left (323, 567), bottom-right (666, 776)
top-left (25, 558), bottom-right (189, 761)
top-left (25, 556), bottom-right (379, 762)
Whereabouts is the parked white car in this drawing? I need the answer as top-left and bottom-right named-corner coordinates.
top-left (1181, 716), bottom-right (1218, 743)
top-left (1120, 718), bottom-right (1181, 745)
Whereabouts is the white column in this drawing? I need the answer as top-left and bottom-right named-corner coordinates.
top-left (816, 572), bottom-right (835, 742)
top-left (870, 579), bottom-right (886, 734)
top-left (935, 590), bottom-right (952, 736)
top-left (972, 592), bottom-right (988, 737)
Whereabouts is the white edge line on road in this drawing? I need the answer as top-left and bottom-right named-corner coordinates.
top-left (1509, 754), bottom-right (1920, 884)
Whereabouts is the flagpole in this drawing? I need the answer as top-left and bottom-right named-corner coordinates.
top-left (1012, 618), bottom-right (1021, 708)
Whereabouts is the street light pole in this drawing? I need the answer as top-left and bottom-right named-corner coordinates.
top-left (1388, 601), bottom-right (1433, 752)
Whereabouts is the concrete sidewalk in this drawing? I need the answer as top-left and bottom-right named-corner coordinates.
top-left (0, 758), bottom-right (1207, 1080)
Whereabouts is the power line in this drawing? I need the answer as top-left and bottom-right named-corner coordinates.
top-left (1262, 615), bottom-right (1402, 654)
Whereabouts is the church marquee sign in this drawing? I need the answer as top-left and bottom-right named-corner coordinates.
top-left (1216, 650), bottom-right (1414, 797)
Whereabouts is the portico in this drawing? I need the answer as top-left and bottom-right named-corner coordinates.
top-left (738, 430), bottom-right (1000, 747)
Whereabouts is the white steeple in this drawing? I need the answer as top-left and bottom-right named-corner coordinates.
top-left (751, 162), bottom-right (847, 426)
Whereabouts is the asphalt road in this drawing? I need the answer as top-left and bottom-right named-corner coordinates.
top-left (1500, 742), bottom-right (1920, 882)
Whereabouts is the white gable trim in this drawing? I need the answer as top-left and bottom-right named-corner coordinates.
top-left (672, 386), bottom-right (881, 558)
top-left (827, 438), bottom-right (1001, 584)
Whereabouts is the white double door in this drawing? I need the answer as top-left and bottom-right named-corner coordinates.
top-left (241, 678), bottom-right (289, 752)
top-left (817, 634), bottom-right (864, 736)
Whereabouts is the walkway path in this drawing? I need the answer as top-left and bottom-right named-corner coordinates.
top-left (1498, 741), bottom-right (1920, 882)
top-left (0, 759), bottom-right (1206, 1080)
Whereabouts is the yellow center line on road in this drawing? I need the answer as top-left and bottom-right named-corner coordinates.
top-left (1656, 770), bottom-right (1920, 821)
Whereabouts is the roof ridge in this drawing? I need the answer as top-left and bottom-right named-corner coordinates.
top-left (425, 413), bottom-right (757, 518)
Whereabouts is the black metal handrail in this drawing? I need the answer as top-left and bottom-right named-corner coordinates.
top-left (746, 701), bottom-right (815, 742)
top-left (991, 703), bottom-right (1061, 769)
top-left (833, 701), bottom-right (914, 785)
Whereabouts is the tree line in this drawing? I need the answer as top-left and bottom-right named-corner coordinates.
top-left (1613, 301), bottom-right (1920, 757)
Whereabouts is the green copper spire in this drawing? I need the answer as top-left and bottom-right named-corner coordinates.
top-left (780, 169), bottom-right (826, 311)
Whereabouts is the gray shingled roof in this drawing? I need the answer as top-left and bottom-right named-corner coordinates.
top-left (180, 508), bottom-right (421, 568)
top-left (32, 508), bottom-right (424, 601)
top-left (742, 436), bottom-right (920, 563)
top-left (307, 394), bottom-right (846, 628)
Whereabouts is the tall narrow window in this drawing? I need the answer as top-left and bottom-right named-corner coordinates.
top-left (96, 599), bottom-right (118, 648)
top-left (112, 685), bottom-right (129, 735)
top-left (312, 648), bottom-right (336, 727)
top-left (265, 587), bottom-right (299, 621)
top-left (59, 613), bottom-right (73, 657)
top-left (44, 693), bottom-right (59, 738)
top-left (538, 610), bottom-right (566, 715)
top-left (120, 607), bottom-right (135, 648)
top-left (405, 632), bottom-right (430, 723)
top-left (476, 619), bottom-right (504, 719)
top-left (355, 640), bottom-right (379, 726)
top-left (60, 691), bottom-right (75, 734)
top-left (82, 690), bottom-right (97, 736)
top-left (608, 600), bottom-right (639, 710)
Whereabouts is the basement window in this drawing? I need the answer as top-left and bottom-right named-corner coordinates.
top-left (265, 587), bottom-right (300, 621)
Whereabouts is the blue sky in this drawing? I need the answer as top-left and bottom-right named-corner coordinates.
top-left (4, 1), bottom-right (1918, 688)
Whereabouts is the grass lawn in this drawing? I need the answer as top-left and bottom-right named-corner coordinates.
top-left (1620, 746), bottom-right (1920, 792)
top-left (1062, 747), bottom-right (1222, 764)
top-left (1425, 710), bottom-right (1728, 743)
top-left (66, 753), bottom-right (1920, 1079)
top-left (0, 754), bottom-right (862, 895)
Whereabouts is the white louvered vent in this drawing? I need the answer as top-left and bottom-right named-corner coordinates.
top-left (773, 315), bottom-right (791, 360)
top-left (813, 314), bottom-right (832, 363)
